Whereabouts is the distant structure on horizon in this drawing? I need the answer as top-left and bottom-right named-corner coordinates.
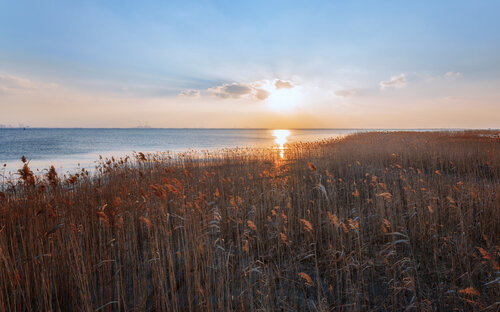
top-left (135, 120), bottom-right (151, 128)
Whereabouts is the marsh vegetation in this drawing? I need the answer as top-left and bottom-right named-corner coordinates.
top-left (0, 131), bottom-right (499, 311)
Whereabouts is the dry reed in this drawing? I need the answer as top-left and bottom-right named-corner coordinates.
top-left (0, 130), bottom-right (499, 311)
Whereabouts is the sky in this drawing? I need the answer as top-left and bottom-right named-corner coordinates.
top-left (0, 0), bottom-right (499, 128)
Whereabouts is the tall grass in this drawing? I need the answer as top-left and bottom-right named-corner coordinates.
top-left (0, 131), bottom-right (499, 311)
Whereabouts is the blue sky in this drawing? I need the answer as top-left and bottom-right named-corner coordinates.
top-left (1, 0), bottom-right (499, 128)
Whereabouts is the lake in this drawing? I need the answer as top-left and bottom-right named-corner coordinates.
top-left (1, 128), bottom-right (364, 175)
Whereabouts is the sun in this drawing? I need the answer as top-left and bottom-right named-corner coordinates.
top-left (267, 86), bottom-right (303, 113)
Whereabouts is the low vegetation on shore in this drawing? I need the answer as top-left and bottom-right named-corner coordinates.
top-left (0, 131), bottom-right (499, 311)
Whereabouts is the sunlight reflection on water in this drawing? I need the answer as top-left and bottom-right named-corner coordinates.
top-left (272, 129), bottom-right (290, 159)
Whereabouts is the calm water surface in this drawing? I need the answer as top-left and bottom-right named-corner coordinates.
top-left (0, 128), bottom-right (360, 174)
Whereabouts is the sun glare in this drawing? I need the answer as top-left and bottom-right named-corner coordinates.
top-left (272, 129), bottom-right (290, 158)
top-left (267, 87), bottom-right (302, 112)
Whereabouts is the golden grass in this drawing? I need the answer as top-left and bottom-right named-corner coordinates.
top-left (0, 130), bottom-right (499, 311)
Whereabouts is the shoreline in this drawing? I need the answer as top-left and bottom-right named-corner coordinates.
top-left (3, 128), bottom-right (497, 177)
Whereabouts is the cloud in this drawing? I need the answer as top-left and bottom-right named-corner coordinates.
top-left (209, 82), bottom-right (253, 99)
top-left (334, 89), bottom-right (356, 98)
top-left (380, 74), bottom-right (406, 90)
top-left (0, 74), bottom-right (35, 95)
top-left (275, 79), bottom-right (294, 90)
top-left (445, 71), bottom-right (463, 78)
top-left (254, 88), bottom-right (270, 100)
top-left (0, 74), bottom-right (36, 90)
top-left (0, 74), bottom-right (58, 96)
top-left (208, 82), bottom-right (270, 101)
top-left (182, 78), bottom-right (295, 102)
top-left (178, 89), bottom-right (201, 97)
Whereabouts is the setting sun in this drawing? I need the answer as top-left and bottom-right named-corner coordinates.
top-left (267, 87), bottom-right (303, 113)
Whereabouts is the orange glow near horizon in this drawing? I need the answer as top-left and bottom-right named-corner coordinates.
top-left (272, 129), bottom-right (290, 159)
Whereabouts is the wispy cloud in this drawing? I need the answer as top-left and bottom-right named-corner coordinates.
top-left (334, 89), bottom-right (356, 98)
top-left (0, 73), bottom-right (57, 96)
top-left (445, 71), bottom-right (463, 78)
top-left (178, 89), bottom-right (201, 97)
top-left (380, 74), bottom-right (406, 90)
top-left (0, 74), bottom-right (36, 90)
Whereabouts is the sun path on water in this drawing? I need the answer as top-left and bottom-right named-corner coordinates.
top-left (272, 129), bottom-right (290, 159)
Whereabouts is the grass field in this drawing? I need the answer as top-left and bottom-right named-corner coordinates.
top-left (0, 131), bottom-right (499, 311)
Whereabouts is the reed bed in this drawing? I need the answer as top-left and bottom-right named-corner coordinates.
top-left (0, 131), bottom-right (499, 311)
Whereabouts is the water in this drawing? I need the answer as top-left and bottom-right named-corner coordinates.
top-left (0, 128), bottom-right (359, 175)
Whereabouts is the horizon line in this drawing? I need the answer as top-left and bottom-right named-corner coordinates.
top-left (1, 127), bottom-right (498, 131)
